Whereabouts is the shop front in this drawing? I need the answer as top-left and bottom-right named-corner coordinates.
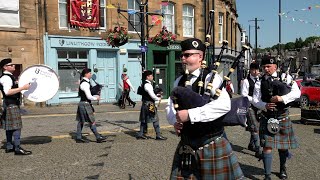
top-left (43, 35), bottom-right (142, 105)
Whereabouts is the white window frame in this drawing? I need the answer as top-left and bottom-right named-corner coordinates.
top-left (99, 0), bottom-right (106, 29)
top-left (58, 0), bottom-right (68, 29)
top-left (218, 12), bottom-right (224, 43)
top-left (0, 0), bottom-right (20, 28)
top-left (162, 3), bottom-right (175, 33)
top-left (128, 0), bottom-right (141, 33)
top-left (182, 5), bottom-right (194, 37)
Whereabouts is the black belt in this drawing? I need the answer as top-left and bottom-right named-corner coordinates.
top-left (181, 130), bottom-right (224, 150)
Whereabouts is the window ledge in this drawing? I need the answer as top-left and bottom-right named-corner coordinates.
top-left (0, 27), bottom-right (26, 32)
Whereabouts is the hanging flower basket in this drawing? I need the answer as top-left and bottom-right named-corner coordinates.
top-left (105, 27), bottom-right (130, 48)
top-left (148, 26), bottom-right (176, 47)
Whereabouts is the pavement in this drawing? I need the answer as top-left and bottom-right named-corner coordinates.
top-left (1, 100), bottom-right (320, 179)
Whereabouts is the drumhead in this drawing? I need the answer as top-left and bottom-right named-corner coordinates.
top-left (19, 65), bottom-right (59, 102)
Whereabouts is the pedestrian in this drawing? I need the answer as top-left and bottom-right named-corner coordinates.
top-left (120, 68), bottom-right (136, 109)
top-left (252, 55), bottom-right (300, 180)
top-left (165, 38), bottom-right (244, 179)
top-left (241, 62), bottom-right (262, 158)
top-left (75, 68), bottom-right (107, 143)
top-left (0, 58), bottom-right (32, 155)
top-left (136, 70), bottom-right (167, 140)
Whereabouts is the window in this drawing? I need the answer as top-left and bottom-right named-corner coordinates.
top-left (182, 5), bottom-right (194, 37)
top-left (218, 13), bottom-right (224, 43)
top-left (100, 0), bottom-right (106, 29)
top-left (162, 3), bottom-right (175, 32)
top-left (128, 0), bottom-right (141, 32)
top-left (57, 50), bottom-right (88, 94)
top-left (58, 0), bottom-right (68, 28)
top-left (0, 0), bottom-right (20, 27)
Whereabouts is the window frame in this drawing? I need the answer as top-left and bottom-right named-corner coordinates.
top-left (182, 4), bottom-right (194, 37)
top-left (58, 0), bottom-right (68, 29)
top-left (0, 0), bottom-right (20, 28)
top-left (162, 2), bottom-right (175, 33)
top-left (127, 0), bottom-right (141, 33)
top-left (99, 0), bottom-right (106, 29)
top-left (218, 12), bottom-right (224, 43)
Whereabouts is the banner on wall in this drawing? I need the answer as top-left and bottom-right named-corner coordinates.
top-left (69, 0), bottom-right (100, 28)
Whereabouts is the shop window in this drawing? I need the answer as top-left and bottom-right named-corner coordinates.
top-left (128, 52), bottom-right (141, 59)
top-left (57, 50), bottom-right (87, 59)
top-left (58, 62), bottom-right (87, 94)
top-left (79, 51), bottom-right (88, 59)
top-left (0, 0), bottom-right (20, 28)
top-left (57, 51), bottom-right (67, 58)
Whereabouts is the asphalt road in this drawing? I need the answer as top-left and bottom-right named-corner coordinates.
top-left (0, 107), bottom-right (319, 180)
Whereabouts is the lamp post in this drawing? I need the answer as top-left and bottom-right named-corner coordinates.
top-left (117, 0), bottom-right (163, 71)
top-left (278, 0), bottom-right (282, 57)
top-left (249, 18), bottom-right (264, 60)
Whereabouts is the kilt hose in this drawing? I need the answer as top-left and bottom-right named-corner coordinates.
top-left (170, 137), bottom-right (244, 180)
top-left (1, 105), bottom-right (22, 130)
top-left (139, 101), bottom-right (158, 123)
top-left (76, 101), bottom-right (95, 123)
top-left (259, 111), bottom-right (298, 149)
top-left (246, 107), bottom-right (259, 132)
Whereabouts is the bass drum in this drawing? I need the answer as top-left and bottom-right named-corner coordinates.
top-left (19, 65), bottom-right (59, 102)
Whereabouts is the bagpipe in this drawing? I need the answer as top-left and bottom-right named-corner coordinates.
top-left (171, 10), bottom-right (250, 127)
top-left (66, 59), bottom-right (103, 96)
top-left (292, 57), bottom-right (306, 80)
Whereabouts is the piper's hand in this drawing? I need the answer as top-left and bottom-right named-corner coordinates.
top-left (270, 95), bottom-right (283, 103)
top-left (176, 110), bottom-right (190, 123)
top-left (174, 122), bottom-right (183, 135)
top-left (265, 103), bottom-right (277, 111)
top-left (21, 83), bottom-right (31, 90)
top-left (95, 95), bottom-right (101, 100)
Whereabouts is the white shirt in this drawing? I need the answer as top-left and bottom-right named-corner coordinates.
top-left (166, 68), bottom-right (231, 125)
top-left (80, 77), bottom-right (98, 101)
top-left (144, 80), bottom-right (160, 101)
top-left (0, 71), bottom-right (14, 95)
top-left (241, 75), bottom-right (260, 103)
top-left (252, 72), bottom-right (300, 110)
top-left (126, 78), bottom-right (135, 91)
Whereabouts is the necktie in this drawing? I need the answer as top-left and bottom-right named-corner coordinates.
top-left (254, 78), bottom-right (258, 83)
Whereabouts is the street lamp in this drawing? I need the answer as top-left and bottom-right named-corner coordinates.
top-left (249, 18), bottom-right (264, 60)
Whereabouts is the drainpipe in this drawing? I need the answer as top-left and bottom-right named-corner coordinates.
top-left (204, 0), bottom-right (207, 40)
top-left (212, 0), bottom-right (215, 55)
top-left (35, 0), bottom-right (41, 64)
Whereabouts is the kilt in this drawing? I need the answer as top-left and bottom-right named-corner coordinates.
top-left (245, 106), bottom-right (260, 132)
top-left (1, 105), bottom-right (22, 130)
top-left (76, 101), bottom-right (95, 123)
top-left (170, 137), bottom-right (244, 180)
top-left (139, 101), bottom-right (158, 123)
top-left (259, 111), bottom-right (298, 149)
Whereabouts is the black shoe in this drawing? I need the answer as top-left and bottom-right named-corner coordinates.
top-left (132, 102), bottom-right (136, 108)
top-left (5, 148), bottom-right (14, 153)
top-left (76, 138), bottom-right (89, 143)
top-left (136, 135), bottom-right (148, 140)
top-left (248, 144), bottom-right (256, 152)
top-left (279, 167), bottom-right (288, 179)
top-left (15, 147), bottom-right (32, 155)
top-left (155, 135), bottom-right (167, 140)
top-left (96, 136), bottom-right (107, 143)
top-left (264, 174), bottom-right (271, 180)
top-left (255, 151), bottom-right (264, 161)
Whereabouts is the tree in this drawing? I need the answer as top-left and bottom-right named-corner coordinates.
top-left (295, 37), bottom-right (303, 49)
top-left (303, 36), bottom-right (320, 47)
top-left (284, 42), bottom-right (295, 50)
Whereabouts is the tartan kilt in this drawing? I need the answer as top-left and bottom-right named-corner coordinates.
top-left (245, 107), bottom-right (260, 132)
top-left (259, 112), bottom-right (298, 149)
top-left (170, 137), bottom-right (244, 180)
top-left (139, 101), bottom-right (158, 123)
top-left (76, 101), bottom-right (95, 123)
top-left (1, 105), bottom-right (22, 130)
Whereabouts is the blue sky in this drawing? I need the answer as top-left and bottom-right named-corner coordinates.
top-left (236, 0), bottom-right (320, 48)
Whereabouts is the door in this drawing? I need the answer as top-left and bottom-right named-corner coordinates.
top-left (154, 67), bottom-right (168, 98)
top-left (97, 51), bottom-right (117, 102)
top-left (127, 59), bottom-right (142, 101)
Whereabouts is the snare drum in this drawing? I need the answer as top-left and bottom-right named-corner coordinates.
top-left (19, 65), bottom-right (59, 102)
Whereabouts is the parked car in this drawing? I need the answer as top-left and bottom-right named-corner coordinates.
top-left (295, 79), bottom-right (320, 108)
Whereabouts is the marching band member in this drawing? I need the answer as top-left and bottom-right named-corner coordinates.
top-left (136, 70), bottom-right (166, 140)
top-left (166, 38), bottom-right (244, 179)
top-left (0, 58), bottom-right (32, 155)
top-left (120, 68), bottom-right (136, 109)
top-left (75, 68), bottom-right (106, 143)
top-left (241, 62), bottom-right (262, 158)
top-left (252, 56), bottom-right (300, 180)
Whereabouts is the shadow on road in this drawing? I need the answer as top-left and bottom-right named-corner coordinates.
top-left (240, 163), bottom-right (264, 180)
top-left (104, 120), bottom-right (136, 132)
top-left (21, 136), bottom-right (52, 145)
